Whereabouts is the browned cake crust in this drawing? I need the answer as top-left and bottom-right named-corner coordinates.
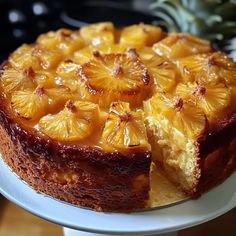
top-left (196, 137), bottom-right (236, 196)
top-left (197, 113), bottom-right (236, 157)
top-left (0, 94), bottom-right (151, 211)
top-left (194, 113), bottom-right (236, 195)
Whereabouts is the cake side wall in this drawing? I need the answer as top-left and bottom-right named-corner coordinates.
top-left (195, 138), bottom-right (236, 196)
top-left (194, 114), bottom-right (236, 195)
top-left (197, 113), bottom-right (236, 158)
top-left (0, 104), bottom-right (151, 211)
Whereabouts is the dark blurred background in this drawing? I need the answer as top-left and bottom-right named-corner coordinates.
top-left (0, 0), bottom-right (155, 62)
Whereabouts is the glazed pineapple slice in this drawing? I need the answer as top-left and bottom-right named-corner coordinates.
top-left (195, 84), bottom-right (231, 118)
top-left (11, 85), bottom-right (76, 120)
top-left (73, 46), bottom-right (95, 65)
top-left (10, 44), bottom-right (63, 70)
top-left (37, 28), bottom-right (84, 56)
top-left (73, 44), bottom-right (126, 65)
top-left (144, 94), bottom-right (206, 138)
top-left (34, 70), bottom-right (57, 88)
top-left (45, 86), bottom-right (79, 107)
top-left (96, 44), bottom-right (126, 54)
top-left (102, 102), bottom-right (150, 150)
top-left (178, 52), bottom-right (236, 84)
top-left (79, 52), bottom-right (151, 108)
top-left (9, 44), bottom-right (40, 70)
top-left (56, 60), bottom-right (82, 92)
top-left (39, 100), bottom-right (100, 141)
top-left (32, 46), bottom-right (63, 70)
top-left (80, 22), bottom-right (115, 45)
top-left (56, 60), bottom-right (81, 78)
top-left (11, 85), bottom-right (49, 120)
top-left (176, 82), bottom-right (231, 118)
top-left (120, 23), bottom-right (162, 48)
top-left (129, 47), bottom-right (177, 92)
top-left (137, 46), bottom-right (156, 61)
top-left (1, 67), bottom-right (35, 93)
top-left (153, 33), bottom-right (211, 59)
top-left (142, 54), bottom-right (177, 92)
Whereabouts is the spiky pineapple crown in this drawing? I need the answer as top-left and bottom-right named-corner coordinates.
top-left (150, 0), bottom-right (236, 55)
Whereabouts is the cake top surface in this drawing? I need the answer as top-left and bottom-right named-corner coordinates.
top-left (0, 22), bottom-right (236, 152)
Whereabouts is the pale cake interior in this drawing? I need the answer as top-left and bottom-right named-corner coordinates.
top-left (145, 115), bottom-right (200, 194)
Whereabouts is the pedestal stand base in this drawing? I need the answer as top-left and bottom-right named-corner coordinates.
top-left (63, 227), bottom-right (178, 236)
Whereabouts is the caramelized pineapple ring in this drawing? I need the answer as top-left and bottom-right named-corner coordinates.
top-left (11, 82), bottom-right (81, 121)
top-left (39, 100), bottom-right (100, 141)
top-left (176, 83), bottom-right (231, 118)
top-left (79, 53), bottom-right (151, 108)
top-left (1, 67), bottom-right (35, 93)
top-left (144, 94), bottom-right (206, 138)
top-left (73, 44), bottom-right (126, 65)
top-left (178, 52), bottom-right (236, 84)
top-left (31, 46), bottom-right (63, 70)
top-left (45, 86), bottom-right (79, 106)
top-left (11, 86), bottom-right (49, 120)
top-left (34, 70), bottom-right (57, 88)
top-left (9, 44), bottom-right (40, 71)
top-left (142, 54), bottom-right (178, 92)
top-left (9, 43), bottom-right (65, 71)
top-left (120, 23), bottom-right (162, 48)
top-left (153, 33), bottom-right (211, 59)
top-left (102, 102), bottom-right (150, 150)
top-left (56, 60), bottom-right (82, 92)
top-left (37, 28), bottom-right (84, 56)
top-left (80, 22), bottom-right (115, 45)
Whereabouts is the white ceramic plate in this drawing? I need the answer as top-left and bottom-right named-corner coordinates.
top-left (0, 156), bottom-right (235, 235)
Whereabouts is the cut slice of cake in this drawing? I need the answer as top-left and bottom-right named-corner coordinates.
top-left (144, 52), bottom-right (236, 195)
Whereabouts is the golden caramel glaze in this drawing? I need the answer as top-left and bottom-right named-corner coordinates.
top-left (2, 21), bottom-right (236, 153)
top-left (1, 22), bottom-right (236, 211)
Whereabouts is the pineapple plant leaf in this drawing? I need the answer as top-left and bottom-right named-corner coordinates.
top-left (150, 0), bottom-right (236, 55)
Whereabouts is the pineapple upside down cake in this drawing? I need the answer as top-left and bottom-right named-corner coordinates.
top-left (0, 22), bottom-right (236, 211)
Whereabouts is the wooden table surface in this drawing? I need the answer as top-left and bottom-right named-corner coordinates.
top-left (0, 194), bottom-right (235, 236)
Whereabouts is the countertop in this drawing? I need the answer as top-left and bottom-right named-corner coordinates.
top-left (0, 195), bottom-right (235, 236)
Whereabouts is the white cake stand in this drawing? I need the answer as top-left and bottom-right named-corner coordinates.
top-left (0, 156), bottom-right (236, 236)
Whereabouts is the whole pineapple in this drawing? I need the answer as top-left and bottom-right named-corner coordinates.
top-left (150, 0), bottom-right (236, 56)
